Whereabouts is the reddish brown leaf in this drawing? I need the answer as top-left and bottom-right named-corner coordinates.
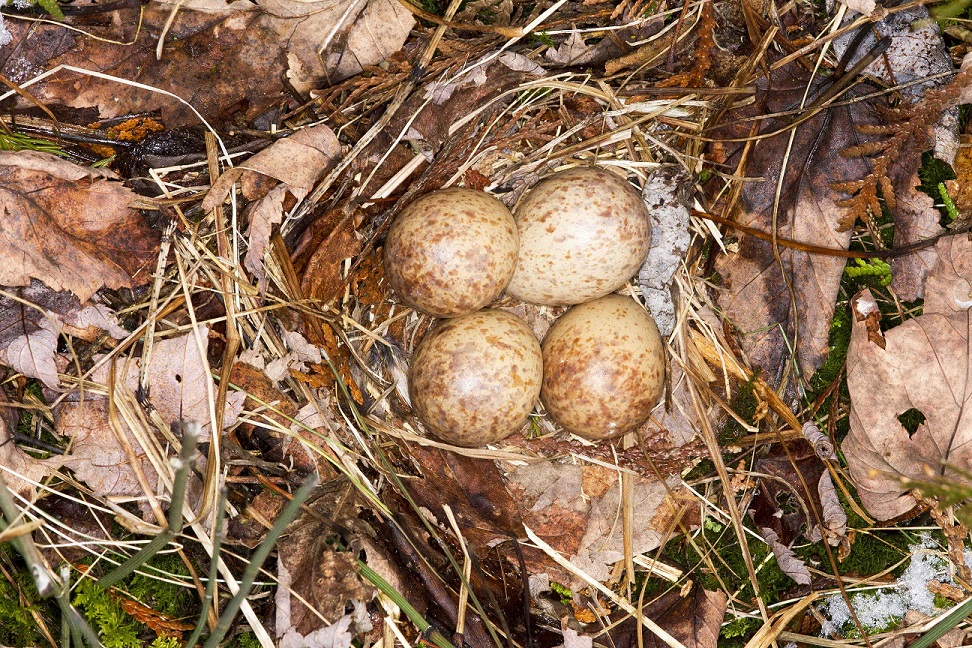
top-left (0, 151), bottom-right (159, 302)
top-left (299, 210), bottom-right (363, 304)
top-left (7, 1), bottom-right (412, 129)
top-left (610, 585), bottom-right (728, 648)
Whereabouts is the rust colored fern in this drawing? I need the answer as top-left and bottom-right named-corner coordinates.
top-left (832, 64), bottom-right (972, 230)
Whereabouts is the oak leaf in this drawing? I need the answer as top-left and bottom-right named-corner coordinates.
top-left (845, 235), bottom-right (972, 520)
top-left (0, 151), bottom-right (159, 302)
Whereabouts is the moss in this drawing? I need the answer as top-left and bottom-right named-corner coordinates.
top-left (228, 631), bottom-right (263, 648)
top-left (0, 546), bottom-right (58, 647)
top-left (150, 636), bottom-right (182, 648)
top-left (125, 553), bottom-right (191, 618)
top-left (720, 376), bottom-right (760, 442)
top-left (720, 617), bottom-right (761, 648)
top-left (73, 579), bottom-right (142, 648)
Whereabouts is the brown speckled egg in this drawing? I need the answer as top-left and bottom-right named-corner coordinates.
top-left (506, 167), bottom-right (651, 306)
top-left (541, 295), bottom-right (664, 440)
top-left (384, 188), bottom-right (518, 318)
top-left (409, 310), bottom-right (542, 447)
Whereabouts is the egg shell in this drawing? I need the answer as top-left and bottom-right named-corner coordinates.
top-left (506, 167), bottom-right (651, 306)
top-left (541, 295), bottom-right (664, 440)
top-left (409, 310), bottom-right (543, 447)
top-left (384, 188), bottom-right (518, 318)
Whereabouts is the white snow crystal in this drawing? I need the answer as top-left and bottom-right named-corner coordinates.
top-left (819, 534), bottom-right (950, 636)
top-left (0, 15), bottom-right (12, 48)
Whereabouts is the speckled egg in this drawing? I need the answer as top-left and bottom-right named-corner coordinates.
top-left (409, 310), bottom-right (543, 447)
top-left (541, 295), bottom-right (664, 440)
top-left (384, 188), bottom-right (518, 318)
top-left (506, 167), bottom-right (651, 306)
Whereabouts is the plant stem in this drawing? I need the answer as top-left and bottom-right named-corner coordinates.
top-left (201, 473), bottom-right (319, 648)
top-left (184, 487), bottom-right (228, 648)
top-left (99, 429), bottom-right (197, 588)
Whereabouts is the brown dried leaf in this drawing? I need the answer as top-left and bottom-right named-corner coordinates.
top-left (90, 325), bottom-right (245, 438)
top-left (713, 64), bottom-right (876, 385)
top-left (409, 447), bottom-right (525, 554)
top-left (203, 124), bottom-right (341, 211)
top-left (845, 235), bottom-right (972, 519)
top-left (0, 281), bottom-right (127, 389)
top-left (611, 585), bottom-right (728, 648)
top-left (299, 210), bottom-right (363, 304)
top-left (0, 389), bottom-right (49, 497)
top-left (507, 461), bottom-right (690, 585)
top-left (10, 1), bottom-right (411, 128)
top-left (0, 151), bottom-right (159, 302)
top-left (49, 399), bottom-right (159, 500)
top-left (275, 479), bottom-right (380, 641)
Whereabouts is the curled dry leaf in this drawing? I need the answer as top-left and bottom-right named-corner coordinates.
top-left (845, 235), bottom-right (972, 520)
top-left (0, 151), bottom-right (159, 302)
top-left (761, 527), bottom-right (811, 585)
top-left (818, 471), bottom-right (848, 546)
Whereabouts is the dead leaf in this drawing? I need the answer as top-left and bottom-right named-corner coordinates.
top-left (750, 444), bottom-right (827, 545)
top-left (761, 527), bottom-right (811, 585)
top-left (571, 472), bottom-right (682, 583)
top-left (545, 32), bottom-right (593, 66)
top-left (713, 62), bottom-right (878, 385)
top-left (845, 235), bottom-right (972, 519)
top-left (0, 281), bottom-right (128, 389)
top-left (507, 460), bottom-right (689, 585)
top-left (244, 188), bottom-right (288, 285)
top-left (90, 324), bottom-right (245, 438)
top-left (818, 471), bottom-right (848, 547)
top-left (203, 123), bottom-right (341, 211)
top-left (0, 151), bottom-right (160, 302)
top-left (298, 210), bottom-right (363, 304)
top-left (275, 479), bottom-right (380, 644)
top-left (610, 585), bottom-right (727, 648)
top-left (833, 6), bottom-right (957, 164)
top-left (10, 1), bottom-right (412, 128)
top-left (49, 399), bottom-right (159, 501)
top-left (0, 388), bottom-right (49, 497)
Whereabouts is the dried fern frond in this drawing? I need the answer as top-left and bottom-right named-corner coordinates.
top-left (831, 64), bottom-right (972, 230)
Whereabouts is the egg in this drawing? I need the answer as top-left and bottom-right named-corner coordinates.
top-left (506, 167), bottom-right (651, 306)
top-left (384, 188), bottom-right (518, 318)
top-left (541, 295), bottom-right (664, 440)
top-left (409, 310), bottom-right (543, 447)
